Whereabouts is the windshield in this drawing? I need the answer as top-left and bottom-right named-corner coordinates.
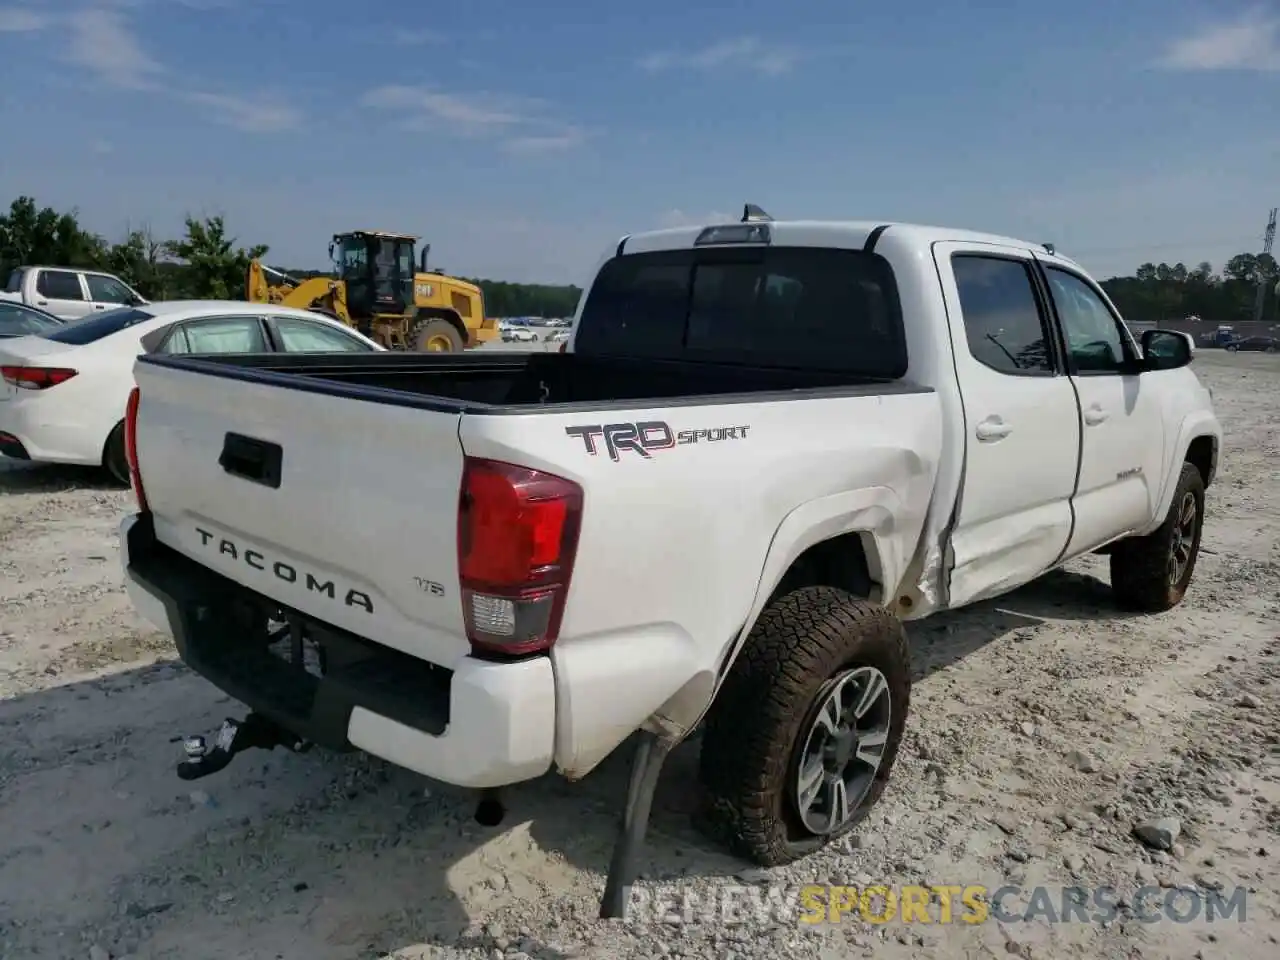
top-left (574, 246), bottom-right (907, 377)
top-left (4, 269), bottom-right (22, 293)
top-left (336, 237), bottom-right (368, 278)
top-left (40, 307), bottom-right (154, 345)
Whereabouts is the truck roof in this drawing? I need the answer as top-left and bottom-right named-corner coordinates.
top-left (619, 219), bottom-right (1085, 271)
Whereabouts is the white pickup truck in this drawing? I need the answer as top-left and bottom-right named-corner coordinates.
top-left (119, 210), bottom-right (1221, 917)
top-left (1, 265), bottom-right (148, 320)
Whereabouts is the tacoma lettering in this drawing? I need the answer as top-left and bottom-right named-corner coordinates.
top-left (195, 527), bottom-right (373, 613)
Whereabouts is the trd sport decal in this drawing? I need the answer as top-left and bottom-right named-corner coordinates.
top-left (565, 421), bottom-right (750, 461)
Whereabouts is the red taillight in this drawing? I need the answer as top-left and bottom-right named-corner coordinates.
top-left (124, 385), bottom-right (148, 511)
top-left (1, 365), bottom-right (78, 389)
top-left (457, 457), bottom-right (582, 657)
top-left (558, 341), bottom-right (567, 353)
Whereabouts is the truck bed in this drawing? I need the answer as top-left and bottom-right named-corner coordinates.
top-left (139, 351), bottom-right (922, 413)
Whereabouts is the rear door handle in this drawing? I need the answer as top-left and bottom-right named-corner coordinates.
top-left (219, 432), bottom-right (283, 488)
top-left (975, 417), bottom-right (1012, 442)
top-left (1084, 406), bottom-right (1109, 426)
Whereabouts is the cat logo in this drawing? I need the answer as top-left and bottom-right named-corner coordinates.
top-left (416, 282), bottom-right (434, 298)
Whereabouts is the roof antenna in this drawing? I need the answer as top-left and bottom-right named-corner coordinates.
top-left (1042, 242), bottom-right (1055, 255)
top-left (741, 204), bottom-right (773, 223)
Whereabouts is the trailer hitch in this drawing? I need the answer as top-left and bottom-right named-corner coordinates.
top-left (176, 713), bottom-right (311, 781)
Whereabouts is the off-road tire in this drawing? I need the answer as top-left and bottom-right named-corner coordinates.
top-left (1109, 462), bottom-right (1205, 612)
top-left (408, 317), bottom-right (464, 353)
top-left (696, 586), bottom-right (910, 867)
top-left (103, 421), bottom-right (129, 487)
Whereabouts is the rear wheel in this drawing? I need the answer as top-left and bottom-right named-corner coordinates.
top-left (408, 317), bottom-right (464, 353)
top-left (697, 587), bottom-right (910, 866)
top-left (103, 421), bottom-right (129, 487)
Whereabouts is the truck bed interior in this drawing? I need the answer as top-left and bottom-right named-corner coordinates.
top-left (141, 351), bottom-right (916, 411)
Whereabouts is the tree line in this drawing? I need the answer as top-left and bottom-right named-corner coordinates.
top-left (1100, 254), bottom-right (1279, 326)
top-left (0, 196), bottom-right (582, 318)
top-left (2, 195), bottom-right (1274, 324)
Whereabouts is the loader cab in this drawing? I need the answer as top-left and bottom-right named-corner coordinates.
top-left (330, 230), bottom-right (416, 318)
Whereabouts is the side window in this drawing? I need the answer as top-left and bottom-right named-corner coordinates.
top-left (5, 270), bottom-right (22, 293)
top-left (85, 274), bottom-right (134, 304)
top-left (952, 255), bottom-right (1053, 375)
top-left (162, 317), bottom-right (268, 354)
top-left (1043, 268), bottom-right (1131, 374)
top-left (272, 316), bottom-right (369, 352)
top-left (36, 270), bottom-right (85, 301)
top-left (156, 325), bottom-right (192, 354)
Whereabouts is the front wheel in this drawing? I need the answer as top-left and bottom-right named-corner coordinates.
top-left (1109, 462), bottom-right (1206, 612)
top-left (410, 317), bottom-right (464, 353)
top-left (697, 587), bottom-right (910, 866)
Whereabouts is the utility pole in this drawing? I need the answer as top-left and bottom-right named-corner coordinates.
top-left (1253, 207), bottom-right (1276, 322)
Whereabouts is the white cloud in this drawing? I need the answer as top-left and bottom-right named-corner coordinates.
top-left (1158, 8), bottom-right (1280, 71)
top-left (363, 85), bottom-right (537, 132)
top-left (0, 6), bottom-right (50, 32)
top-left (185, 91), bottom-right (302, 132)
top-left (639, 37), bottom-right (803, 76)
top-left (64, 7), bottom-right (164, 89)
top-left (503, 125), bottom-right (587, 155)
top-left (363, 85), bottom-right (586, 153)
top-left (393, 27), bottom-right (444, 45)
top-left (11, 4), bottom-right (303, 131)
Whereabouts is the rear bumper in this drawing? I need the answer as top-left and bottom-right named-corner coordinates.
top-left (120, 513), bottom-right (555, 789)
top-left (0, 399), bottom-right (103, 465)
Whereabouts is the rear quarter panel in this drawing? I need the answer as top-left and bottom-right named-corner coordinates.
top-left (460, 388), bottom-right (942, 775)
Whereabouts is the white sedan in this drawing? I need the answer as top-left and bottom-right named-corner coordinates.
top-left (502, 325), bottom-right (538, 343)
top-left (0, 301), bottom-right (381, 484)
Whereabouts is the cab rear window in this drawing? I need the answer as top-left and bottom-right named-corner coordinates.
top-left (574, 246), bottom-right (907, 378)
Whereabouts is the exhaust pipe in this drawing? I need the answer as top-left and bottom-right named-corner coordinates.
top-left (474, 788), bottom-right (505, 827)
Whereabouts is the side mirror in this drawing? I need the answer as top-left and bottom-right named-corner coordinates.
top-left (1141, 329), bottom-right (1193, 370)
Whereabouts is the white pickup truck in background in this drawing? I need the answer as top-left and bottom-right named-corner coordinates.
top-left (119, 208), bottom-right (1221, 917)
top-left (1, 265), bottom-right (148, 320)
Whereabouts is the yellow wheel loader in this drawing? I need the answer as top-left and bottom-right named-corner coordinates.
top-left (246, 230), bottom-right (499, 351)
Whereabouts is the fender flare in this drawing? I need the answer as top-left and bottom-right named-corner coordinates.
top-left (650, 486), bottom-right (903, 736)
top-left (1140, 412), bottom-right (1220, 536)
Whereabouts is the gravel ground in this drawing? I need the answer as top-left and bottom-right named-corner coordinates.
top-left (1, 350), bottom-right (1276, 960)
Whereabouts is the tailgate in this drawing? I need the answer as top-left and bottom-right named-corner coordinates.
top-left (131, 359), bottom-right (471, 667)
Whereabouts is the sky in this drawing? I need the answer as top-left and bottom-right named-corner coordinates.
top-left (1, 0), bottom-right (1278, 285)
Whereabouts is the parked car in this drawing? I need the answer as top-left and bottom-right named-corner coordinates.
top-left (0, 301), bottom-right (381, 482)
top-left (0, 265), bottom-right (148, 320)
top-left (1225, 336), bottom-right (1279, 353)
top-left (118, 215), bottom-right (1219, 919)
top-left (502, 325), bottom-right (538, 343)
top-left (0, 301), bottom-right (63, 338)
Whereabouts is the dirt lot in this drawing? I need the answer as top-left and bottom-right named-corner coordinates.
top-left (1, 351), bottom-right (1276, 960)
